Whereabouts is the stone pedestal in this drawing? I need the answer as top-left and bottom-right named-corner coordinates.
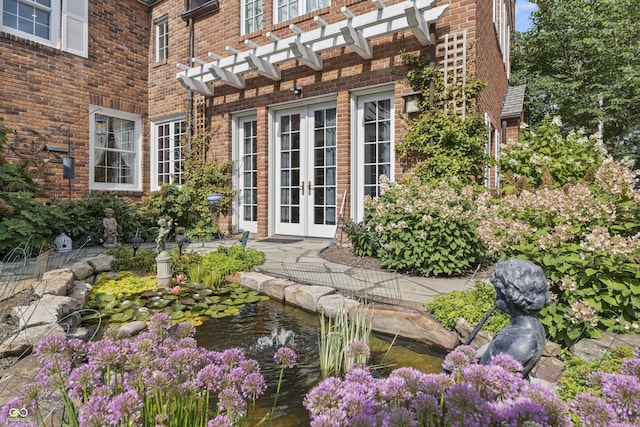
top-left (156, 251), bottom-right (172, 286)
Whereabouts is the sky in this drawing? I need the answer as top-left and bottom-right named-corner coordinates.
top-left (515, 0), bottom-right (537, 32)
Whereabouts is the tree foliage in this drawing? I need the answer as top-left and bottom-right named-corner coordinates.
top-left (512, 0), bottom-right (640, 164)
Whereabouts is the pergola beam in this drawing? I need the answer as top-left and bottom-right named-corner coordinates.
top-left (175, 0), bottom-right (447, 94)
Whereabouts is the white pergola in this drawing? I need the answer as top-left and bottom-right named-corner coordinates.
top-left (176, 0), bottom-right (448, 95)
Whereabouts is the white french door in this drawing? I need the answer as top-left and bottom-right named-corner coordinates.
top-left (274, 103), bottom-right (338, 237)
top-left (237, 116), bottom-right (258, 233)
top-left (354, 92), bottom-right (395, 221)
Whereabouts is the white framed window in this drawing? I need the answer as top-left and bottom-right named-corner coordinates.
top-left (1, 0), bottom-right (87, 56)
top-left (90, 107), bottom-right (142, 191)
top-left (242, 0), bottom-right (262, 35)
top-left (155, 16), bottom-right (168, 62)
top-left (274, 0), bottom-right (328, 24)
top-left (152, 118), bottom-right (186, 190)
top-left (2, 0), bottom-right (60, 46)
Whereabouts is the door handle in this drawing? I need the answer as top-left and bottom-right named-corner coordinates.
top-left (308, 181), bottom-right (312, 193)
top-left (301, 181), bottom-right (305, 195)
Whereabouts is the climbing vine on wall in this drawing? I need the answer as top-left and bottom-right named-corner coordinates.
top-left (398, 52), bottom-right (491, 187)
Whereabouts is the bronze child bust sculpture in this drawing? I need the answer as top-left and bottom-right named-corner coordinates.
top-left (478, 258), bottom-right (549, 378)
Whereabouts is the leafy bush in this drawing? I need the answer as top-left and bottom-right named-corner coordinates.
top-left (499, 116), bottom-right (604, 192)
top-left (477, 159), bottom-right (640, 345)
top-left (342, 219), bottom-right (377, 257)
top-left (346, 177), bottom-right (486, 276)
top-left (556, 346), bottom-right (634, 402)
top-left (200, 244), bottom-right (265, 287)
top-left (56, 191), bottom-right (141, 245)
top-left (426, 280), bottom-right (509, 333)
top-left (108, 247), bottom-right (158, 273)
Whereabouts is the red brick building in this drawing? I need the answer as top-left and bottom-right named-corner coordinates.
top-left (1, 0), bottom-right (522, 238)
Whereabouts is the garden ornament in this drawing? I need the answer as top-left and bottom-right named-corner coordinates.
top-left (102, 208), bottom-right (120, 248)
top-left (471, 259), bottom-right (549, 378)
top-left (155, 218), bottom-right (173, 253)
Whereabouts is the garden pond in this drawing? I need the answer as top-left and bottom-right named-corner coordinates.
top-left (195, 298), bottom-right (447, 425)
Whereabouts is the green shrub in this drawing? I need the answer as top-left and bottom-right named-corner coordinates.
top-left (170, 248), bottom-right (203, 276)
top-left (349, 177), bottom-right (486, 277)
top-left (499, 116), bottom-right (603, 192)
top-left (476, 159), bottom-right (640, 346)
top-left (426, 280), bottom-right (509, 333)
top-left (342, 219), bottom-right (376, 257)
top-left (108, 247), bottom-right (157, 273)
top-left (200, 245), bottom-right (265, 287)
top-left (56, 191), bottom-right (141, 245)
top-left (556, 346), bottom-right (634, 402)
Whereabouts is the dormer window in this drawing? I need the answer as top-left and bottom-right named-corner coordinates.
top-left (182, 0), bottom-right (218, 21)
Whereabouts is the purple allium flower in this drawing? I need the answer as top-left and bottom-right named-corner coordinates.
top-left (35, 335), bottom-right (68, 360)
top-left (208, 414), bottom-right (234, 427)
top-left (443, 384), bottom-right (492, 427)
top-left (147, 369), bottom-right (175, 395)
top-left (349, 410), bottom-right (380, 427)
top-left (148, 312), bottom-right (173, 334)
top-left (67, 363), bottom-right (100, 402)
top-left (166, 347), bottom-right (207, 380)
top-left (174, 321), bottom-right (196, 339)
top-left (498, 398), bottom-right (548, 427)
top-left (381, 406), bottom-right (418, 427)
top-left (87, 339), bottom-right (125, 369)
top-left (340, 386), bottom-right (373, 419)
top-left (570, 394), bottom-right (616, 427)
top-left (600, 373), bottom-right (640, 422)
top-left (219, 348), bottom-right (245, 368)
top-left (462, 363), bottom-right (525, 401)
top-left (378, 376), bottom-right (411, 407)
top-left (411, 391), bottom-right (443, 425)
top-left (105, 324), bottom-right (132, 340)
top-left (442, 345), bottom-right (478, 373)
top-left (197, 364), bottom-right (225, 392)
top-left (390, 367), bottom-right (434, 395)
top-left (621, 358), bottom-right (640, 378)
top-left (239, 358), bottom-right (261, 376)
top-left (79, 392), bottom-right (110, 427)
top-left (310, 407), bottom-right (347, 426)
top-left (310, 411), bottom-right (345, 427)
top-left (489, 353), bottom-right (524, 374)
top-left (274, 346), bottom-right (297, 368)
top-left (521, 382), bottom-right (570, 426)
top-left (38, 360), bottom-right (70, 391)
top-left (217, 387), bottom-right (246, 420)
top-left (305, 377), bottom-right (345, 417)
top-left (175, 337), bottom-right (198, 349)
top-left (0, 397), bottom-right (26, 425)
top-left (106, 390), bottom-right (143, 425)
top-left (241, 372), bottom-right (266, 401)
top-left (347, 341), bottom-right (370, 361)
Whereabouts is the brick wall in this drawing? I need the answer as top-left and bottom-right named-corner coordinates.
top-left (0, 0), bottom-right (150, 200)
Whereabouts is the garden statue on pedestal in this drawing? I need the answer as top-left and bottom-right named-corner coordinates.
top-left (476, 259), bottom-right (549, 378)
top-left (102, 208), bottom-right (120, 248)
top-left (155, 218), bottom-right (173, 253)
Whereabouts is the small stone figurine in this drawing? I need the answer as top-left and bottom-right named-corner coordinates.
top-left (102, 208), bottom-right (120, 248)
top-left (477, 259), bottom-right (549, 378)
top-left (155, 218), bottom-right (173, 253)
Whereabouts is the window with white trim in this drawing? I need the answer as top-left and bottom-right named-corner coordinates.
top-left (155, 16), bottom-right (168, 62)
top-left (274, 0), bottom-right (328, 24)
top-left (1, 0), bottom-right (88, 56)
top-left (154, 119), bottom-right (186, 188)
top-left (242, 0), bottom-right (262, 35)
top-left (90, 108), bottom-right (141, 191)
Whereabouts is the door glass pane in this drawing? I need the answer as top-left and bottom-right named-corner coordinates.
top-left (240, 119), bottom-right (258, 222)
top-left (311, 107), bottom-right (337, 226)
top-left (361, 98), bottom-right (392, 201)
top-left (279, 114), bottom-right (301, 224)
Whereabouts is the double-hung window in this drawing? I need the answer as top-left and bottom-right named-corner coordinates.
top-left (274, 0), bottom-right (328, 24)
top-left (153, 119), bottom-right (186, 189)
top-left (155, 17), bottom-right (168, 62)
top-left (242, 0), bottom-right (262, 35)
top-left (1, 0), bottom-right (88, 56)
top-left (2, 0), bottom-right (57, 43)
top-left (90, 107), bottom-right (142, 191)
